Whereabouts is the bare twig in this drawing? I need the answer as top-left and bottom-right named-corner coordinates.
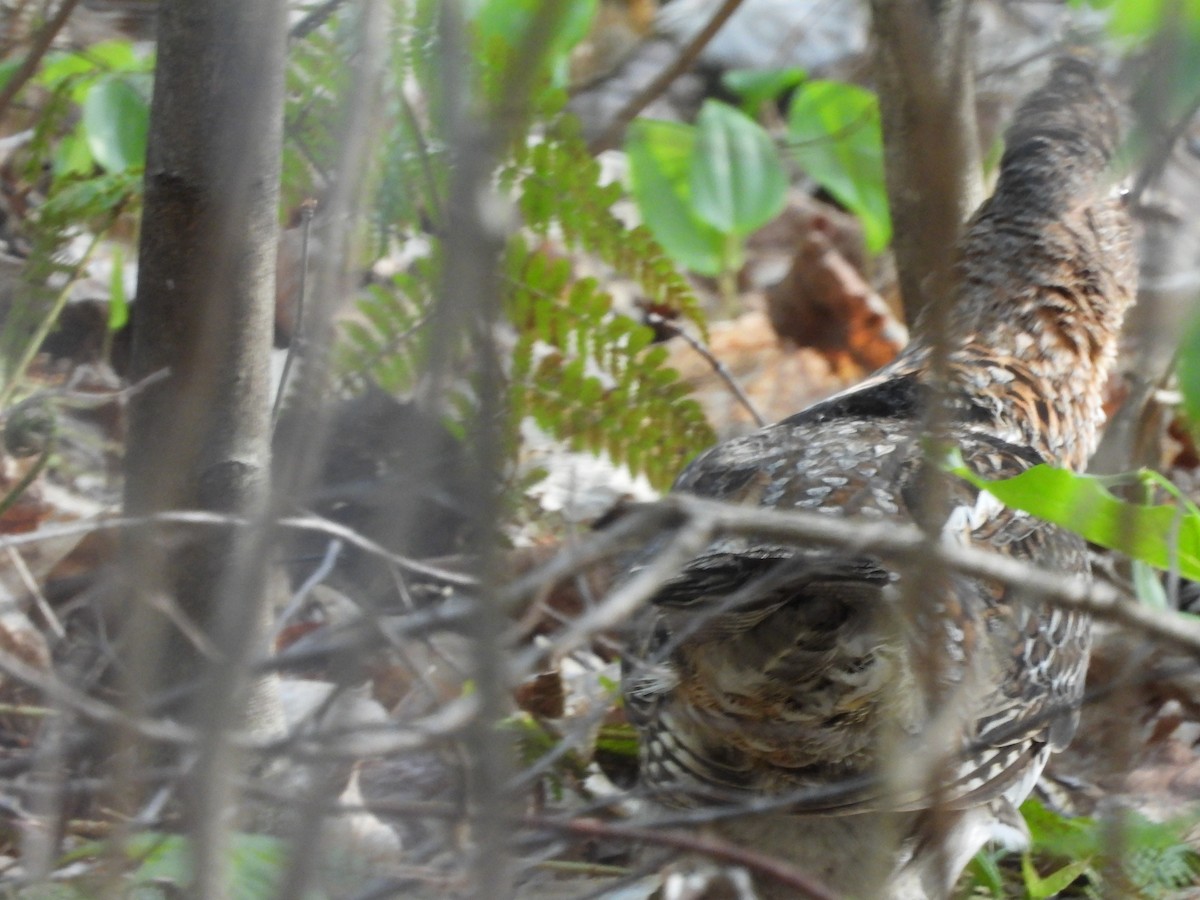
top-left (272, 537), bottom-right (343, 640)
top-left (648, 312), bottom-right (765, 426)
top-left (0, 434), bottom-right (51, 519)
top-left (430, 3), bottom-right (593, 895)
top-left (0, 0), bottom-right (83, 123)
top-left (510, 492), bottom-right (1200, 683)
top-left (12, 484), bottom-right (1200, 666)
top-left (9, 489), bottom-right (1200, 665)
top-left (0, 644), bottom-right (195, 745)
top-left (497, 502), bottom-right (683, 613)
top-left (0, 215), bottom-right (118, 411)
top-left (587, 0), bottom-right (747, 154)
top-left (524, 815), bottom-right (840, 900)
top-left (0, 509), bottom-right (478, 587)
top-left (666, 495), bottom-right (1200, 647)
top-left (516, 515), bottom-right (713, 670)
top-left (0, 638), bottom-right (474, 759)
top-left (289, 0), bottom-right (349, 40)
top-left (1130, 88), bottom-right (1200, 205)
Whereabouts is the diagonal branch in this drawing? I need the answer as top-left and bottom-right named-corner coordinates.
top-left (0, 0), bottom-right (83, 123)
top-left (524, 814), bottom-right (840, 900)
top-left (509, 493), bottom-right (1200, 681)
top-left (587, 0), bottom-right (747, 154)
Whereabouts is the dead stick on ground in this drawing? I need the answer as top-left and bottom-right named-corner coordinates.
top-left (648, 312), bottom-right (766, 427)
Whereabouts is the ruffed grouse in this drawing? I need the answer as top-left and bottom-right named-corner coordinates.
top-left (621, 58), bottom-right (1136, 899)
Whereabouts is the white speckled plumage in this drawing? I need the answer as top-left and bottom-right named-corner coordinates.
top-left (621, 58), bottom-right (1136, 899)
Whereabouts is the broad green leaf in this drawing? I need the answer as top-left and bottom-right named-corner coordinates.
top-left (626, 119), bottom-right (725, 276)
top-left (1098, 0), bottom-right (1200, 41)
top-left (595, 722), bottom-right (639, 757)
top-left (36, 42), bottom-right (151, 101)
top-left (963, 851), bottom-right (1007, 895)
top-left (81, 76), bottom-right (149, 173)
top-left (690, 100), bottom-right (787, 237)
top-left (1108, 0), bottom-right (1165, 35)
top-left (125, 833), bottom-right (192, 886)
top-left (722, 67), bottom-right (806, 112)
top-left (1113, 0), bottom-right (1200, 38)
top-left (471, 0), bottom-right (596, 48)
top-left (59, 831), bottom-right (319, 900)
top-left (34, 52), bottom-right (96, 90)
top-left (1017, 799), bottom-right (1200, 896)
top-left (787, 80), bottom-right (891, 252)
top-left (1022, 799), bottom-right (1102, 861)
top-left (949, 459), bottom-right (1200, 580)
top-left (53, 128), bottom-right (96, 178)
top-left (86, 39), bottom-right (143, 71)
top-left (40, 171), bottom-right (138, 221)
top-left (1021, 855), bottom-right (1092, 899)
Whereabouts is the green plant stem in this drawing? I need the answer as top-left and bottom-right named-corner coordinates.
top-left (0, 221), bottom-right (112, 412)
top-left (717, 267), bottom-right (737, 312)
top-left (532, 859), bottom-right (631, 878)
top-left (717, 234), bottom-right (741, 314)
top-left (100, 243), bottom-right (127, 366)
top-left (289, 0), bottom-right (347, 40)
top-left (0, 702), bottom-right (56, 718)
top-left (0, 440), bottom-right (52, 521)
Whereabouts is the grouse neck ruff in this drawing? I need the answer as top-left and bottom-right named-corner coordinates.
top-left (881, 58), bottom-right (1135, 470)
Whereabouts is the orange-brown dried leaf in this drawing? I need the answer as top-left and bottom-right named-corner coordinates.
top-left (515, 669), bottom-right (566, 719)
top-left (1168, 415), bottom-right (1199, 471)
top-left (766, 222), bottom-right (907, 372)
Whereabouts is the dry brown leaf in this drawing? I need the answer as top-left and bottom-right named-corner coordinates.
top-left (766, 223), bottom-right (907, 372)
top-left (515, 669), bottom-right (566, 719)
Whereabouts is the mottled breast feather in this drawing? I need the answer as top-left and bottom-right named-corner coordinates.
top-left (620, 56), bottom-right (1135, 900)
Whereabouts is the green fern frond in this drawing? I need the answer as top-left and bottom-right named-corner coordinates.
top-left (515, 131), bottom-right (708, 339)
top-left (335, 264), bottom-right (433, 395)
top-left (283, 22), bottom-right (350, 210)
top-left (505, 238), bottom-right (713, 489)
top-left (330, 1), bottom-right (715, 496)
top-left (1124, 814), bottom-right (1200, 896)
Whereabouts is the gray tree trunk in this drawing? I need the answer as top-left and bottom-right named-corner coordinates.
top-left (122, 0), bottom-right (287, 891)
top-left (870, 0), bottom-right (984, 323)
